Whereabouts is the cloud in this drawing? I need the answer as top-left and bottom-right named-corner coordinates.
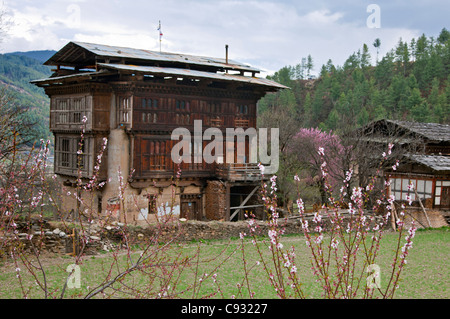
top-left (0, 0), bottom-right (445, 76)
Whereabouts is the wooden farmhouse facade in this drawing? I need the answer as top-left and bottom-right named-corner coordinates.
top-left (33, 41), bottom-right (286, 223)
top-left (360, 119), bottom-right (450, 211)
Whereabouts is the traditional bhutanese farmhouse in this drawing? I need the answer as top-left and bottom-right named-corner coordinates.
top-left (32, 41), bottom-right (287, 224)
top-left (359, 119), bottom-right (450, 212)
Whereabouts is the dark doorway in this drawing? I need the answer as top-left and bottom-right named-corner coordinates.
top-left (181, 194), bottom-right (202, 220)
top-left (442, 187), bottom-right (450, 208)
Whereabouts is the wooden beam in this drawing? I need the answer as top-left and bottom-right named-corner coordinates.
top-left (229, 204), bottom-right (264, 210)
top-left (230, 185), bottom-right (259, 221)
top-left (225, 184), bottom-right (231, 221)
top-left (414, 188), bottom-right (432, 227)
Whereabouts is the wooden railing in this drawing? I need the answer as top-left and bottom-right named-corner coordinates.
top-left (215, 163), bottom-right (264, 182)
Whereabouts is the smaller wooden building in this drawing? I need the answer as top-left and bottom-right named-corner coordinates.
top-left (361, 119), bottom-right (450, 210)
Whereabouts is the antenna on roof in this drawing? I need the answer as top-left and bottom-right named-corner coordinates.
top-left (157, 20), bottom-right (163, 53)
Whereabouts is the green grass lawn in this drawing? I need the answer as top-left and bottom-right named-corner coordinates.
top-left (0, 227), bottom-right (448, 299)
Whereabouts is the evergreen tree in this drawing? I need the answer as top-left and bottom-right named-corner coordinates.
top-left (437, 28), bottom-right (450, 44)
top-left (395, 38), bottom-right (410, 75)
top-left (361, 43), bottom-right (372, 70)
top-left (408, 88), bottom-right (429, 121)
top-left (373, 38), bottom-right (381, 63)
top-left (306, 54), bottom-right (314, 78)
top-left (259, 29), bottom-right (450, 131)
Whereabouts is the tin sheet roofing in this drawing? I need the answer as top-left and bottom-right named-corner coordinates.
top-left (97, 63), bottom-right (288, 89)
top-left (45, 41), bottom-right (261, 74)
top-left (32, 63), bottom-right (287, 90)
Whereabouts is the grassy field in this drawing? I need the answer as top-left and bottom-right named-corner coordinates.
top-left (0, 227), bottom-right (448, 299)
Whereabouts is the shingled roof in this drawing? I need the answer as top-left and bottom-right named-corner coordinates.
top-left (388, 120), bottom-right (450, 142)
top-left (407, 154), bottom-right (450, 172)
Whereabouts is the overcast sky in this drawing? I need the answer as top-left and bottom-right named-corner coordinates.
top-left (1, 0), bottom-right (449, 76)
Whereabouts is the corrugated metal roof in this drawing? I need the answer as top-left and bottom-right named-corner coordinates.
top-left (408, 154), bottom-right (450, 171)
top-left (45, 41), bottom-right (261, 74)
top-left (97, 63), bottom-right (288, 89)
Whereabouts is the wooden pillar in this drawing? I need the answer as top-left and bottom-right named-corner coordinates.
top-left (225, 183), bottom-right (231, 221)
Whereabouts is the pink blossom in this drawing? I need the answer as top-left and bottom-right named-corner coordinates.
top-left (388, 143), bottom-right (394, 154)
top-left (268, 229), bottom-right (277, 244)
top-left (296, 198), bottom-right (305, 215)
top-left (313, 212), bottom-right (322, 223)
top-left (405, 194), bottom-right (413, 205)
top-left (318, 147), bottom-right (325, 156)
top-left (258, 163), bottom-right (265, 174)
top-left (314, 234), bottom-right (323, 244)
top-left (331, 238), bottom-right (339, 249)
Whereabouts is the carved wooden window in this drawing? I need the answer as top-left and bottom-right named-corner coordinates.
top-left (54, 98), bottom-right (86, 125)
top-left (73, 98), bottom-right (83, 123)
top-left (142, 98), bottom-right (158, 109)
top-left (58, 100), bottom-right (69, 123)
top-left (175, 114), bottom-right (190, 125)
top-left (141, 112), bottom-right (158, 123)
top-left (176, 100), bottom-right (190, 111)
top-left (237, 104), bottom-right (248, 114)
top-left (119, 96), bottom-right (131, 125)
top-left (60, 138), bottom-right (70, 167)
top-left (148, 140), bottom-right (166, 170)
top-left (55, 136), bottom-right (92, 176)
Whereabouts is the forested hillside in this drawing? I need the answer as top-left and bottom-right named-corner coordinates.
top-left (0, 51), bottom-right (54, 142)
top-left (258, 28), bottom-right (450, 132)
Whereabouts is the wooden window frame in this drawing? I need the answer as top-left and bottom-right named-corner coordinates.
top-left (55, 135), bottom-right (92, 177)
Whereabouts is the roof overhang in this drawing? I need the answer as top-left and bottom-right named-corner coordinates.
top-left (97, 63), bottom-right (288, 91)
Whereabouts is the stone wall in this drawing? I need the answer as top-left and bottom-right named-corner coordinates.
top-left (204, 180), bottom-right (227, 220)
top-left (2, 210), bottom-right (447, 259)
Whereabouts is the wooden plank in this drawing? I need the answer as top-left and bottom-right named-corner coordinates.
top-left (414, 188), bottom-right (432, 227)
top-left (229, 204), bottom-right (264, 210)
top-left (230, 185), bottom-right (259, 221)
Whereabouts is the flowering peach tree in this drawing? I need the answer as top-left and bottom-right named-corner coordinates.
top-left (240, 144), bottom-right (417, 299)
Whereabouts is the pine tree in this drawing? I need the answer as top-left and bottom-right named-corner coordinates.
top-left (306, 54), bottom-right (314, 78)
top-left (395, 38), bottom-right (410, 75)
top-left (437, 28), bottom-right (450, 44)
top-left (361, 43), bottom-right (372, 70)
top-left (373, 38), bottom-right (381, 63)
top-left (408, 88), bottom-right (429, 121)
